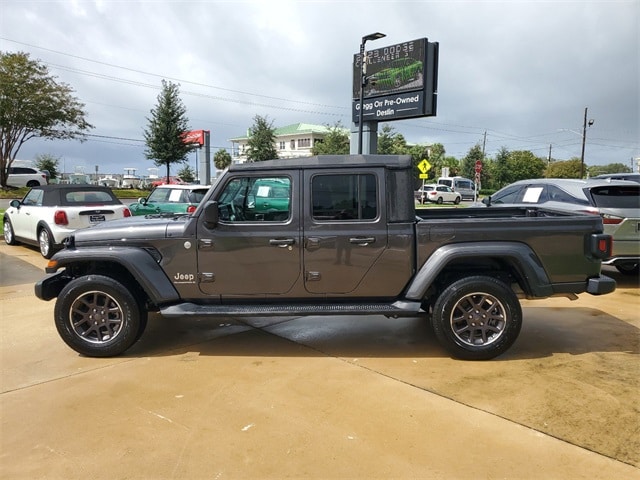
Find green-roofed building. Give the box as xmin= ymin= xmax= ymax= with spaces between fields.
xmin=229 ymin=123 xmax=349 ymax=162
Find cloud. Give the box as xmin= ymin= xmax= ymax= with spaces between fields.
xmin=1 ymin=0 xmax=638 ymax=175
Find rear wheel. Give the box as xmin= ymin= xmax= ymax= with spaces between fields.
xmin=3 ymin=218 xmax=18 ymax=245
xmin=454 ymin=197 xmax=461 ymax=205
xmin=26 ymin=180 xmax=40 ymax=187
xmin=431 ymin=276 xmax=522 ymax=360
xmin=436 ymin=197 xmax=443 ymax=204
xmin=38 ymin=226 xmax=56 ymax=258
xmin=54 ymin=275 xmax=146 ymax=357
xmin=615 ymin=262 xmax=639 ymax=276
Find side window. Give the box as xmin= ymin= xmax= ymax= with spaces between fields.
xmin=23 ymin=189 xmax=44 ymax=206
xmin=217 ymin=176 xmax=291 ymax=222
xmin=312 ymin=174 xmax=377 ymax=221
xmin=547 ymin=185 xmax=588 ymax=205
xmin=492 ymin=185 xmax=523 ymax=204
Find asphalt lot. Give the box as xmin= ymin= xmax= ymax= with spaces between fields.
xmin=0 ymin=242 xmax=638 ymax=479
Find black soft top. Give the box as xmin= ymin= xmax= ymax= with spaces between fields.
xmin=26 ymin=184 xmax=122 ymax=207
xmin=229 ymin=154 xmax=413 ymax=172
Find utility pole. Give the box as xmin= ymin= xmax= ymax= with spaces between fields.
xmin=481 ymin=130 xmax=487 ymax=159
xmin=548 ymin=144 xmax=552 ymax=164
xmin=579 ymin=107 xmax=594 ymax=179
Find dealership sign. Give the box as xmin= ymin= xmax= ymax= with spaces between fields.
xmin=182 ymin=129 xmax=208 ymax=146
xmin=352 ymin=38 xmax=438 ymax=123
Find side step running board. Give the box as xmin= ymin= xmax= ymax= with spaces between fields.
xmin=160 ymin=300 xmax=423 ymax=318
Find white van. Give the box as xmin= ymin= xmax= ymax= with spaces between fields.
xmin=437 ymin=176 xmax=475 ymax=200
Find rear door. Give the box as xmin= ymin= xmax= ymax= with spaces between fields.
xmin=302 ymin=169 xmax=387 ymax=294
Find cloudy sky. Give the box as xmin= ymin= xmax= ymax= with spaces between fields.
xmin=1 ymin=0 xmax=638 ymax=176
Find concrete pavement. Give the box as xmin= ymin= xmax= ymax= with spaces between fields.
xmin=1 ymin=243 xmax=638 ymax=479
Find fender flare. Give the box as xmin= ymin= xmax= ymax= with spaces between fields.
xmin=404 ymin=241 xmax=553 ymax=300
xmin=45 ymin=246 xmax=180 ymax=304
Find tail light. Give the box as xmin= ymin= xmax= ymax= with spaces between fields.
xmin=123 ymin=208 xmax=132 ymax=217
xmin=601 ymin=214 xmax=623 ymax=225
xmin=589 ymin=233 xmax=612 ymax=259
xmin=187 ymin=205 xmax=197 ymax=214
xmin=54 ymin=210 xmax=68 ymax=225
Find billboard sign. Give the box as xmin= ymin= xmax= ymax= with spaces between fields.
xmin=182 ymin=129 xmax=208 ymax=146
xmin=352 ymin=38 xmax=438 ymax=123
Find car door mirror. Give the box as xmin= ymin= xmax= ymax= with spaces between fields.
xmin=203 ymin=201 xmax=219 ymax=228
xmin=10 ymin=199 xmax=21 ymax=208
xmin=482 ymin=196 xmax=491 ymax=206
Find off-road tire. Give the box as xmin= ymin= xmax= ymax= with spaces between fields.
xmin=54 ymin=275 xmax=146 ymax=357
xmin=431 ymin=275 xmax=522 ymax=360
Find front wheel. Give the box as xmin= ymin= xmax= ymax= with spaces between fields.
xmin=54 ymin=275 xmax=146 ymax=357
xmin=3 ymin=218 xmax=18 ymax=245
xmin=431 ymin=276 xmax=522 ymax=360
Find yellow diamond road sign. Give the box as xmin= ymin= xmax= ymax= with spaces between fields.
xmin=418 ymin=159 xmax=431 ymax=174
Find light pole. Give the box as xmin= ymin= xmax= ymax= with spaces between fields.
xmin=579 ymin=107 xmax=594 ymax=179
xmin=358 ymin=32 xmax=386 ymax=154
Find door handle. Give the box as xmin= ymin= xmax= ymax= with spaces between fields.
xmin=349 ymin=237 xmax=375 ymax=246
xmin=269 ymin=238 xmax=295 ymax=248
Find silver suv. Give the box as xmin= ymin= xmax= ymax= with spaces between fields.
xmin=484 ymin=178 xmax=640 ymax=275
xmin=7 ymin=167 xmax=49 ymax=187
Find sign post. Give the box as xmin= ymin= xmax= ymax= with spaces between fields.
xmin=474 ymin=160 xmax=483 ymax=202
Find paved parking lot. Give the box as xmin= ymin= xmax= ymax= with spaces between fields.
xmin=1 ymin=243 xmax=638 ymax=479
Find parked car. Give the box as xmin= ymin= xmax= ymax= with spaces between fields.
xmin=416 ymin=184 xmax=462 ymax=205
xmin=7 ymin=166 xmax=49 ymax=187
xmin=437 ymin=176 xmax=476 ymax=200
xmin=129 ymin=184 xmax=211 ymax=216
xmin=3 ymin=185 xmax=132 ymax=258
xmin=592 ymin=172 xmax=640 ymax=183
xmin=150 ymin=176 xmax=187 ymax=187
xmin=484 ymin=178 xmax=640 ymax=275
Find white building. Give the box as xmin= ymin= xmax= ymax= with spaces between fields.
xmin=229 ymin=123 xmax=347 ymax=163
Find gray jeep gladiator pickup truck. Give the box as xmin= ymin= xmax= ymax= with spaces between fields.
xmin=35 ymin=155 xmax=615 ymax=360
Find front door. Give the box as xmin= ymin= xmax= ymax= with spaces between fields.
xmin=196 ymin=171 xmax=301 ymax=297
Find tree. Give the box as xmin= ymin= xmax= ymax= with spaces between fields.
xmin=311 ymin=122 xmax=350 ymax=155
xmin=545 ymin=158 xmax=582 ymax=178
xmin=507 ymin=150 xmax=546 ymax=182
xmin=0 ymin=51 xmax=93 ymax=188
xmin=460 ymin=144 xmax=484 ymax=180
xmin=34 ymin=153 xmax=61 ymax=180
xmin=588 ymin=162 xmax=632 ymax=177
xmin=214 ymin=148 xmax=232 ymax=170
xmin=246 ymin=115 xmax=278 ymax=162
xmin=492 ymin=147 xmax=510 ymax=189
xmin=377 ymin=124 xmax=408 ymax=155
xmin=143 ymin=80 xmax=195 ymax=181
xmin=177 ymin=164 xmax=195 ymax=183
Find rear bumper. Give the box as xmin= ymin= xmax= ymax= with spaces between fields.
xmin=602 ymin=256 xmax=639 ymax=266
xmin=586 ymin=275 xmax=616 ymax=295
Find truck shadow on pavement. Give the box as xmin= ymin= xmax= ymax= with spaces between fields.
xmin=125 ymin=304 xmax=639 ymax=362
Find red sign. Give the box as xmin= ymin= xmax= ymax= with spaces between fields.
xmin=475 ymin=160 xmax=483 ymax=173
xmin=182 ymin=130 xmax=207 ymax=146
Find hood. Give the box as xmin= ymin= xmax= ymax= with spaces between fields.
xmin=72 ymin=215 xmax=190 ymax=244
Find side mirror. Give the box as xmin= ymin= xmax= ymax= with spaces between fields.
xmin=482 ymin=196 xmax=491 ymax=206
xmin=138 ymin=197 xmax=147 ymax=205
xmin=9 ymin=199 xmax=21 ymax=208
xmin=203 ymin=201 xmax=219 ymax=228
